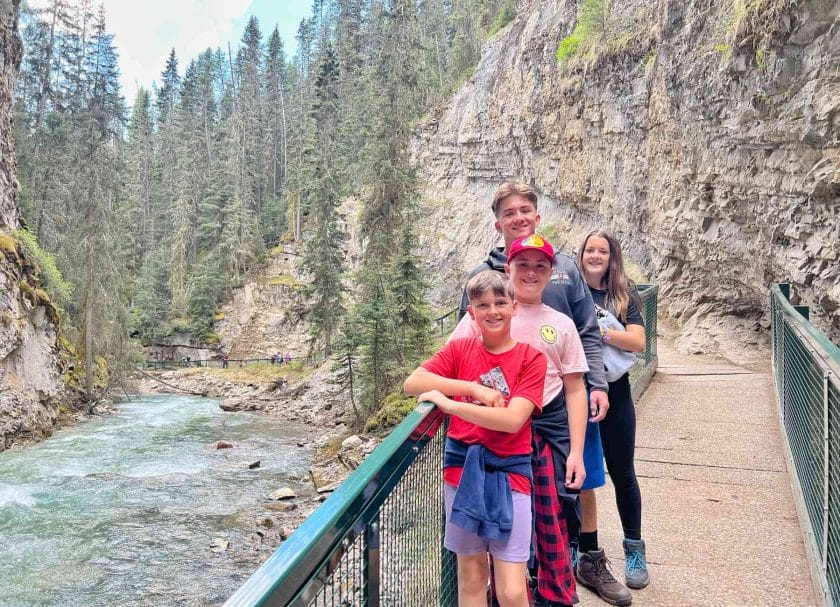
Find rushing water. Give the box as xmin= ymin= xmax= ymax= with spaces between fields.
xmin=0 ymin=395 xmax=315 ymax=607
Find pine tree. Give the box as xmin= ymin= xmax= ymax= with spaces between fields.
xmin=123 ymin=88 xmax=154 ymax=273
xmin=236 ymin=16 xmax=265 ymax=215
xmin=304 ymin=44 xmax=346 ymax=358
xmin=66 ymin=5 xmax=128 ymax=400
xmin=264 ymin=27 xmax=288 ymax=199
xmin=391 ymin=223 xmax=432 ymax=368
xmin=350 ymin=0 xmax=432 ymax=413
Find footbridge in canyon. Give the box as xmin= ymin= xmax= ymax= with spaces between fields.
xmin=224 ymin=284 xmax=838 ymax=607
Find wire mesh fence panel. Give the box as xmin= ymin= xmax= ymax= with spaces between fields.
xmin=629 ymin=285 xmax=658 ymax=401
xmin=302 ymin=529 xmax=368 ymax=607
xmin=783 ymin=323 xmax=827 ymax=555
xmin=828 ymin=377 xmax=840 ymax=607
xmin=379 ymin=427 xmax=456 ymax=607
xmin=771 ymin=284 xmax=840 ymax=607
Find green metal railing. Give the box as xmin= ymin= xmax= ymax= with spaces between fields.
xmin=629 ymin=285 xmax=658 ymax=402
xmin=225 ymin=404 xmax=457 ymax=607
xmin=226 ymin=285 xmax=659 ymax=607
xmin=771 ymin=283 xmax=840 ymax=607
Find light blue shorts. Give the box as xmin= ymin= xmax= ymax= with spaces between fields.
xmin=581 ymin=420 xmax=606 ymax=490
xmin=443 ymin=483 xmax=531 ymax=562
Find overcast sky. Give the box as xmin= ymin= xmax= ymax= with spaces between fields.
xmin=26 ymin=0 xmax=311 ymax=103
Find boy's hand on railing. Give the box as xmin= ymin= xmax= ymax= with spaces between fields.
xmin=469 ymin=384 xmax=506 ymax=408
xmin=418 ymin=390 xmax=457 ymax=414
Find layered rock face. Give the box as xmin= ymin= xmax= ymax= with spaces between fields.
xmin=0 ymin=1 xmax=65 ymax=450
xmin=414 ymin=0 xmax=839 ymax=356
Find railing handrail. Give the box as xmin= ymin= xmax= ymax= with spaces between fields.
xmin=771 ymin=282 xmax=839 ymax=607
xmin=771 ymin=283 xmax=840 ymax=372
xmin=224 ymin=403 xmax=444 ymax=607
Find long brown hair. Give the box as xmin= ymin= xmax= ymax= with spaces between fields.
xmin=578 ymin=230 xmax=636 ymax=322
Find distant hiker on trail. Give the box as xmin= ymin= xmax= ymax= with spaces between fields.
xmin=222 ymin=353 xmax=229 ymax=369
xmin=270 ymin=353 xmax=277 ymax=365
xmin=284 ymin=352 xmax=291 ymax=364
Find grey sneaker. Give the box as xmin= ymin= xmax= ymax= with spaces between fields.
xmin=623 ymin=538 xmax=650 ymax=589
xmin=576 ymin=549 xmax=632 ymax=606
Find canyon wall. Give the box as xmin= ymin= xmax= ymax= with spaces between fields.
xmin=0 ymin=0 xmax=67 ymax=450
xmin=413 ymin=0 xmax=839 ymax=358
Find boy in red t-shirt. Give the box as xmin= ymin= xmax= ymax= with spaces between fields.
xmin=404 ymin=271 xmax=546 ymax=607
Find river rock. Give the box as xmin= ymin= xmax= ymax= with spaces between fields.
xmin=266 ymin=501 xmax=297 ymax=512
xmin=248 ymin=460 xmax=261 ymax=469
xmin=220 ymin=396 xmax=264 ymax=412
xmin=341 ymin=435 xmax=363 ymax=450
xmin=316 ymin=482 xmax=339 ymax=494
xmin=269 ymin=487 xmax=297 ymax=500
xmin=208 ymin=440 xmax=234 ymax=450
xmin=209 ymin=538 xmax=229 ymax=552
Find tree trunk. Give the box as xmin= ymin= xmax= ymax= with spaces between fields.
xmin=84 ymin=246 xmax=94 ymax=403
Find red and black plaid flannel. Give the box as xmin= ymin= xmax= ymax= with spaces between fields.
xmin=531 ymin=431 xmax=577 ymax=605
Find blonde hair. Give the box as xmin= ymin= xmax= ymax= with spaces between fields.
xmin=578 ymin=230 xmax=637 ymax=322
xmin=491 ymin=181 xmax=538 ymax=217
xmin=466 ymin=270 xmax=514 ymax=303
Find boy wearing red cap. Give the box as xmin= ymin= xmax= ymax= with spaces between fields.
xmin=405 ymin=270 xmax=547 ymax=607
xmin=450 ymin=234 xmax=589 ymax=607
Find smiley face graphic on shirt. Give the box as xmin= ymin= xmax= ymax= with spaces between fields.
xmin=540 ymin=324 xmax=558 ymax=344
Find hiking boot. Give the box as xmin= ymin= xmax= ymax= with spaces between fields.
xmin=576 ymin=549 xmax=632 ymax=606
xmin=623 ymin=538 xmax=650 ymax=589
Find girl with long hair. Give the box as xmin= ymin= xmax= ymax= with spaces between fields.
xmin=574 ymin=230 xmax=649 ymax=604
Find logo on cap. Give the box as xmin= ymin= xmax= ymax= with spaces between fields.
xmin=522 ymin=235 xmax=545 ymax=248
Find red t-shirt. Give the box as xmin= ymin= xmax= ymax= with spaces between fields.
xmin=421 ymin=337 xmax=546 ymax=493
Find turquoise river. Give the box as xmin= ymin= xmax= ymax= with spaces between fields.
xmin=0 ymin=395 xmax=315 ymax=606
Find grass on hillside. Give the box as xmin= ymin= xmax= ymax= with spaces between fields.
xmin=177 ymin=361 xmax=310 ymax=383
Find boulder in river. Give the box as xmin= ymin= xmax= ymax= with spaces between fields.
xmin=209 ymin=538 xmax=229 ymax=552
xmin=208 ymin=440 xmax=234 ymax=450
xmin=269 ymin=487 xmax=297 ymax=500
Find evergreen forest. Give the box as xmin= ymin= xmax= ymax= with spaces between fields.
xmin=13 ymin=0 xmax=517 ymax=414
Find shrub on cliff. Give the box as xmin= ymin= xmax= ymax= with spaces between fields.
xmin=12 ymin=229 xmax=72 ymax=307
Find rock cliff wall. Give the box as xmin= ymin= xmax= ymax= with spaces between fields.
xmin=414 ymin=0 xmax=839 ymax=357
xmin=0 ymin=1 xmax=67 ymax=450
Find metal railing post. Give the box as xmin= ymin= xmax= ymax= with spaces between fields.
xmin=366 ymin=517 xmax=381 ymax=605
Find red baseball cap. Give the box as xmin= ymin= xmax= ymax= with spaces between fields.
xmin=508 ymin=234 xmax=555 ymax=263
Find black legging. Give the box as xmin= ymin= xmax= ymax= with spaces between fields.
xmin=599 ymin=373 xmax=642 ymax=540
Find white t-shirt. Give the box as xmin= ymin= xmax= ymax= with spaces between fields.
xmin=449 ymin=302 xmax=589 ymax=402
